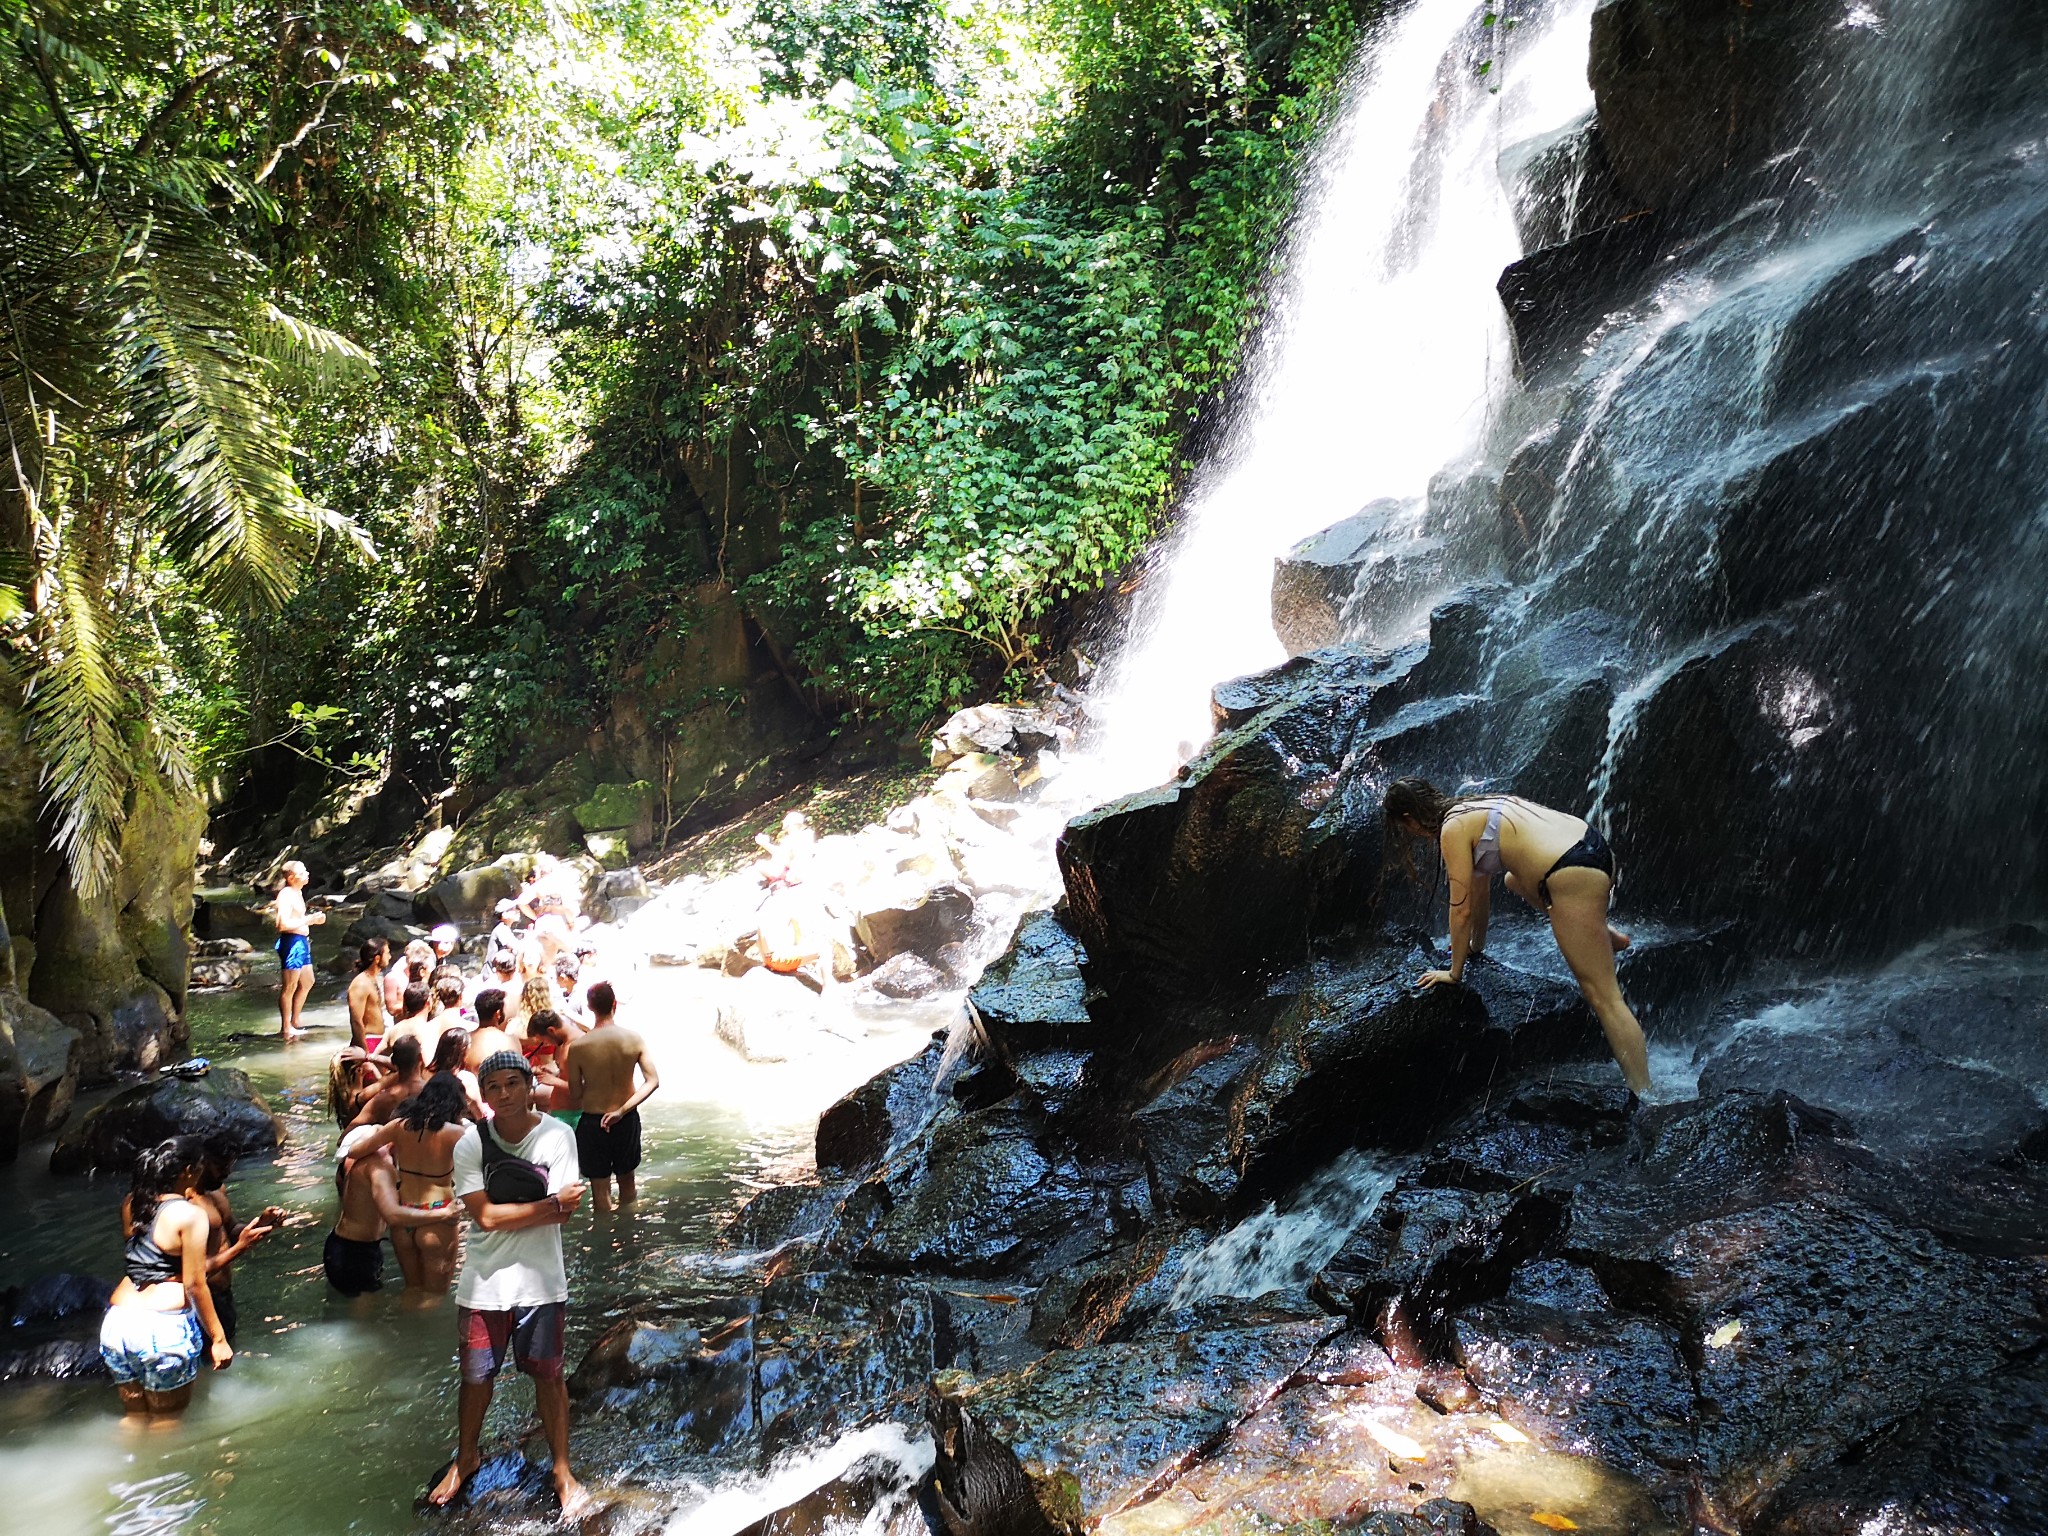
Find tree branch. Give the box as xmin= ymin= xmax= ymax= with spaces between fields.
xmin=18 ymin=33 xmax=96 ymax=183
xmin=251 ymin=52 xmax=350 ymax=185
xmin=134 ymin=58 xmax=236 ymax=159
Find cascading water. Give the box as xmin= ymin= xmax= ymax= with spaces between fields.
xmin=1084 ymin=0 xmax=1601 ymax=795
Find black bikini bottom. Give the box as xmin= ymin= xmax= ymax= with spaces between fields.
xmin=1539 ymin=826 xmax=1616 ymax=906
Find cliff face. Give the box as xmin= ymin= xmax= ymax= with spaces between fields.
xmin=0 ymin=689 xmax=207 ymax=1159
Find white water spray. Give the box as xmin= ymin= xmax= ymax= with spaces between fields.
xmin=1085 ymin=0 xmax=1599 ymax=795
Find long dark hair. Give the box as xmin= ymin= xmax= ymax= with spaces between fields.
xmin=129 ymin=1135 xmax=205 ymax=1229
xmin=387 ymin=1035 xmax=423 ymax=1077
xmin=397 ymin=1072 xmax=468 ymax=1134
xmin=1382 ymin=776 xmax=1506 ymax=889
xmin=431 ymin=1027 xmax=469 ymax=1075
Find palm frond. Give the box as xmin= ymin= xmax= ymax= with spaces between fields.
xmin=25 ymin=547 xmax=130 ymax=896
xmin=256 ymin=301 xmax=378 ymax=382
xmin=113 ymin=219 xmax=355 ymax=608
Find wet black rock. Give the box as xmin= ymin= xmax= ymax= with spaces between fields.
xmin=0 ymin=1337 xmax=106 ymax=1383
xmin=927 ymin=1388 xmax=1066 ymax=1536
xmin=1270 ymin=504 xmax=1441 ymax=657
xmin=1354 ymin=1501 xmax=1500 ymax=1536
xmin=49 ymin=1067 xmax=282 ymax=1174
xmin=1498 ymin=210 xmax=1666 ymax=374
xmin=1499 ymin=111 xmax=1641 ymax=254
xmin=960 ymin=1314 xmax=1338 ymax=1527
xmin=6 ymin=1271 xmax=110 ymax=1327
xmin=1057 ymin=647 xmax=1407 ymax=991
xmin=1132 ymin=1037 xmax=1264 ymax=1217
xmin=824 ymin=1101 xmax=1151 ymax=1282
xmin=1453 ymin=1261 xmax=1696 ymax=1502
xmin=967 ymin=914 xmax=1094 ymax=1054
xmin=1752 ymin=1354 xmax=2048 ymax=1536
xmin=858 ymin=884 xmax=976 ymax=966
xmin=1698 ymin=1022 xmax=2048 ymax=1162
xmin=569 ymin=1316 xmax=703 ymax=1406
xmin=754 ymin=1271 xmax=945 ymax=1454
xmin=818 ymin=1041 xmax=948 ymax=1177
xmin=727 ymin=1178 xmax=853 ymax=1250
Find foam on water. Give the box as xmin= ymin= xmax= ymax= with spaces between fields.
xmin=1168 ymin=1149 xmax=1400 ymax=1308
xmin=663 ymin=1421 xmax=934 ymax=1536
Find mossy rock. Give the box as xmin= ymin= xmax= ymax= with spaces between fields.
xmin=574 ymin=781 xmax=656 ymax=835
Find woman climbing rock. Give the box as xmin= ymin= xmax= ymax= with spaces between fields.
xmin=1383 ymin=778 xmax=1650 ymax=1094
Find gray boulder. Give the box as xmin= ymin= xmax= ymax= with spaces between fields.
xmin=855 ymin=883 xmax=974 ymax=965
xmin=0 ymin=990 xmax=81 ymax=1161
xmin=1271 ymin=502 xmax=1442 ymax=657
xmin=419 ymin=856 xmax=527 ymax=925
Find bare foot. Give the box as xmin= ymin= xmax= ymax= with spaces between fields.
xmin=1608 ymin=927 xmax=1632 ymax=953
xmin=556 ymin=1472 xmax=594 ymax=1523
xmin=279 ymin=1027 xmax=306 ymax=1043
xmin=426 ymin=1458 xmax=472 ymax=1509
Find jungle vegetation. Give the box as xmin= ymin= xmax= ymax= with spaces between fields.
xmin=1 ymin=0 xmax=1402 ymax=872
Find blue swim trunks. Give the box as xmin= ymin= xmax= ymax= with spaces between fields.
xmin=100 ymin=1305 xmax=206 ymax=1392
xmin=276 ymin=932 xmax=313 ymax=971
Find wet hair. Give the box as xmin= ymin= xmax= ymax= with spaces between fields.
xmin=397 ymin=1072 xmax=468 ymax=1134
xmin=473 ymin=988 xmax=506 ymax=1029
xmin=587 ymin=980 xmax=616 ymax=1018
xmin=197 ymin=1134 xmax=235 ymax=1192
xmin=387 ymin=1035 xmax=423 ymax=1076
xmin=358 ymin=939 xmax=388 ymax=972
xmin=433 ymin=974 xmax=465 ymax=1008
xmin=1381 ymin=776 xmax=1512 ymax=894
xmin=400 ymin=982 xmax=430 ymax=1018
xmin=129 ymin=1135 xmax=205 ymax=1229
xmin=431 ymin=1027 xmax=469 ymax=1075
xmin=529 ymin=1008 xmax=566 ymax=1040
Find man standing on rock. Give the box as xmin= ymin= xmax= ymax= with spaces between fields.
xmin=274 ymin=860 xmax=325 ymax=1042
xmin=429 ymin=1051 xmax=588 ymax=1517
xmin=562 ymin=981 xmax=659 ymax=1214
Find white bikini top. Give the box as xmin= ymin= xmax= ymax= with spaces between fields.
xmin=1472 ymin=802 xmax=1506 ymax=878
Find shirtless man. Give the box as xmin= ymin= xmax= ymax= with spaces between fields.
xmin=274 ymin=860 xmax=325 ymax=1041
xmin=464 ymin=990 xmax=516 ymax=1072
xmin=563 ymin=982 xmax=659 ymax=1214
xmin=324 ymin=1140 xmax=458 ymax=1297
xmin=347 ymin=1036 xmax=427 ymax=1128
xmin=346 ymin=940 xmax=389 ymax=1050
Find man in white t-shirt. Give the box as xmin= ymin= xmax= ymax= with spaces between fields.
xmin=427 ymin=1051 xmax=589 ymax=1517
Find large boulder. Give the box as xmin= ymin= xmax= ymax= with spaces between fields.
xmin=854 ymin=883 xmax=974 ymax=967
xmin=50 ymin=1067 xmax=283 ymax=1175
xmin=817 ymin=1041 xmax=948 ymax=1177
xmin=0 ymin=989 xmax=81 ymax=1161
xmin=1270 ymin=504 xmax=1442 ymax=657
xmin=572 ymin=781 xmax=656 ymax=851
xmin=1056 ymin=647 xmax=1403 ymax=992
xmin=419 ymin=855 xmax=529 ymax=926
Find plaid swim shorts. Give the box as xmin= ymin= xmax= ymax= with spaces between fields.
xmin=457 ymin=1302 xmax=566 ymax=1383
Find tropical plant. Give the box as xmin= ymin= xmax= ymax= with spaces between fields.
xmin=1 ymin=0 xmax=373 ymax=891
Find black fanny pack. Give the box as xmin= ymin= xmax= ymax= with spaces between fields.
xmin=480 ymin=1121 xmax=549 ymax=1204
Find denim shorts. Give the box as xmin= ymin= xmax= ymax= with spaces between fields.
xmin=100 ymin=1305 xmax=205 ymax=1393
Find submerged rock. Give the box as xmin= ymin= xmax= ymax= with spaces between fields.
xmin=49 ymin=1067 xmax=281 ymax=1174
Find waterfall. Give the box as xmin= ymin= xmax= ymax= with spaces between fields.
xmin=1084 ymin=0 xmax=1601 ymax=794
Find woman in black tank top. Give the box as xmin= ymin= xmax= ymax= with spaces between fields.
xmin=100 ymin=1137 xmax=233 ymax=1418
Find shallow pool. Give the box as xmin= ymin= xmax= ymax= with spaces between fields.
xmin=0 ymin=967 xmax=861 ymax=1535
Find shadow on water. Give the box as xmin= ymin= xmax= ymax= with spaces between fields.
xmin=0 ymin=972 xmax=813 ymax=1535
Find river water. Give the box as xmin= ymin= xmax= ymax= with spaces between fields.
xmin=0 ymin=962 xmax=926 ymax=1535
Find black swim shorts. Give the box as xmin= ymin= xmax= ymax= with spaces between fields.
xmin=323 ymin=1230 xmax=385 ymax=1296
xmin=574 ymin=1106 xmax=643 ymax=1179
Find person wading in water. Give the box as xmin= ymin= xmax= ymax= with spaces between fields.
xmin=562 ymin=981 xmax=659 ymax=1214
xmin=273 ymin=860 xmax=325 ymax=1041
xmin=99 ymin=1138 xmax=233 ymax=1419
xmin=1383 ymin=778 xmax=1650 ymax=1095
xmin=428 ymin=1051 xmax=588 ymax=1516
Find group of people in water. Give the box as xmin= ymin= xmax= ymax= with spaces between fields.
xmin=97 ymin=855 xmax=659 ymax=1514
xmin=113 ymin=780 xmax=1638 ymax=1516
